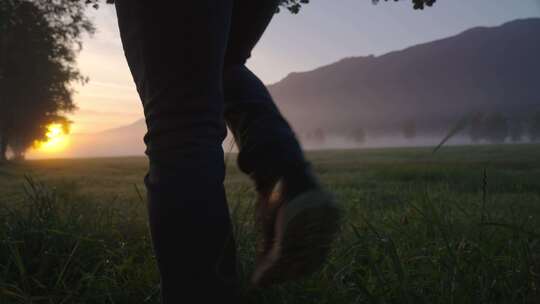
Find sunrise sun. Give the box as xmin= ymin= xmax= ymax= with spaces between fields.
xmin=33 ymin=123 xmax=70 ymax=153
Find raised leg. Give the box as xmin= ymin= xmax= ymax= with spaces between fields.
xmin=223 ymin=0 xmax=308 ymax=182
xmin=223 ymin=0 xmax=342 ymax=288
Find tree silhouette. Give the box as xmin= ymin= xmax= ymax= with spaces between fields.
xmin=350 ymin=128 xmax=366 ymax=144
xmin=87 ymin=0 xmax=436 ymax=13
xmin=281 ymin=0 xmax=437 ymax=14
xmin=0 ymin=0 xmax=438 ymax=161
xmin=313 ymin=128 xmax=326 ymax=143
xmin=372 ymin=0 xmax=436 ymax=10
xmin=509 ymin=121 xmax=524 ymax=142
xmin=402 ymin=120 xmax=417 ymax=140
xmin=469 ymin=113 xmax=485 ymax=143
xmin=530 ymin=111 xmax=540 ymax=142
xmin=483 ymin=112 xmax=509 ymax=144
xmin=0 ymin=0 xmax=93 ymax=161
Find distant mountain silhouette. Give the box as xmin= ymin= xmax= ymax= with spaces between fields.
xmin=73 ymin=119 xmax=147 ymax=156
xmin=268 ymin=18 xmax=540 ymax=138
xmin=35 ymin=18 xmax=539 ymax=158
xmin=29 ymin=119 xmax=236 ymax=158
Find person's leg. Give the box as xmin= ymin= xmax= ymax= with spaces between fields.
xmin=223 ymin=0 xmax=310 ymax=185
xmin=115 ymin=1 xmax=238 ymax=302
xmin=223 ymin=0 xmax=343 ymax=287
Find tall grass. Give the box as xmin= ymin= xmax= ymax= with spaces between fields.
xmin=1 ymin=168 xmax=539 ymax=303
xmin=0 ymin=176 xmax=158 ymax=303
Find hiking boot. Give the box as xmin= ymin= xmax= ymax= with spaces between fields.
xmin=250 ymin=163 xmax=343 ymax=287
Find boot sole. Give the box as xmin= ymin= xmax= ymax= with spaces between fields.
xmin=250 ymin=189 xmax=342 ymax=287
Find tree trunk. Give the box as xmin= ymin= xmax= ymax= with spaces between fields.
xmin=0 ymin=135 xmax=7 ymax=162
xmin=13 ymin=148 xmax=25 ymax=161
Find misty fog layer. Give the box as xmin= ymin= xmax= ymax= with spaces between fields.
xmin=28 ymin=18 xmax=540 ymax=159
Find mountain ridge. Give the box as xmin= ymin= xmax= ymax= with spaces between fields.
xmin=272 ymin=18 xmax=540 ymax=86
xmin=268 ymin=17 xmax=540 ymax=137
xmin=34 ymin=18 xmax=539 ymax=159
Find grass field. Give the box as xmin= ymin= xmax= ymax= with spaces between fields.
xmin=1 ymin=144 xmax=540 ymax=303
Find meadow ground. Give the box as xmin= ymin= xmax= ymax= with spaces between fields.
xmin=1 ymin=144 xmax=539 ymax=303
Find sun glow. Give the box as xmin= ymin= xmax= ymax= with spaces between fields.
xmin=33 ymin=123 xmax=70 ymax=153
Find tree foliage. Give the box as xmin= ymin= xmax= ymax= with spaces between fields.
xmin=483 ymin=112 xmax=509 ymax=144
xmin=372 ymin=0 xmax=436 ymax=10
xmin=469 ymin=113 xmax=484 ymax=143
xmin=509 ymin=121 xmax=524 ymax=142
xmin=0 ymin=0 xmax=437 ymax=161
xmin=530 ymin=111 xmax=540 ymax=142
xmin=280 ymin=0 xmax=437 ymax=13
xmin=468 ymin=112 xmax=509 ymax=144
xmin=85 ymin=0 xmax=436 ymax=13
xmin=311 ymin=128 xmax=326 ymax=143
xmin=350 ymin=128 xmax=366 ymax=144
xmin=0 ymin=0 xmax=94 ymax=160
xmin=402 ymin=120 xmax=417 ymax=140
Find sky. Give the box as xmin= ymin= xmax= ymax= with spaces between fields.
xmin=69 ymin=0 xmax=540 ymax=134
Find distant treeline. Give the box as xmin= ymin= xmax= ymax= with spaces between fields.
xmin=298 ymin=111 xmax=540 ymax=144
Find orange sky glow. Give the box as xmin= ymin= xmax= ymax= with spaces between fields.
xmin=45 ymin=0 xmax=538 ymax=156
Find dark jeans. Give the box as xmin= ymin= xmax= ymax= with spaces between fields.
xmin=115 ymin=0 xmax=306 ymax=302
